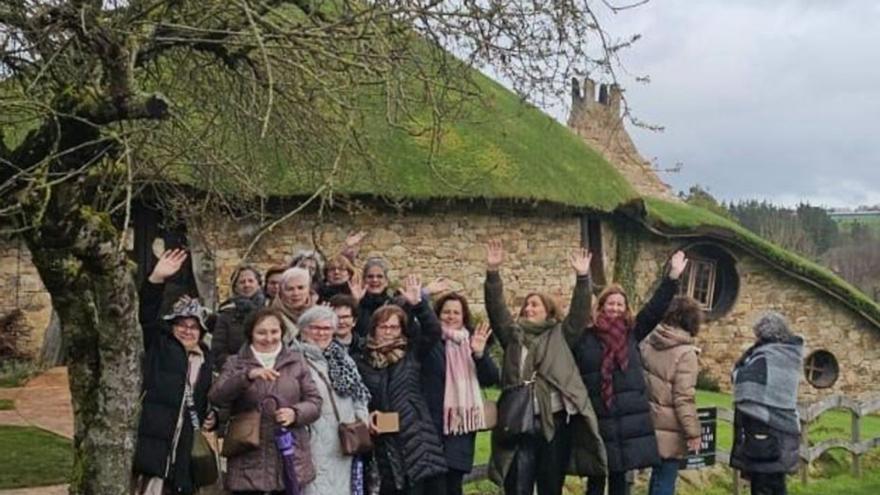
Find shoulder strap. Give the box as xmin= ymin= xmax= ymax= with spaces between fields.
xmin=307 ymin=360 xmax=341 ymax=422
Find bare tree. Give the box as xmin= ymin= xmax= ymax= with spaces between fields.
xmin=1 ymin=1 xmax=640 ymax=492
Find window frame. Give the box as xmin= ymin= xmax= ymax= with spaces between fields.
xmin=680 ymin=256 xmax=717 ymax=310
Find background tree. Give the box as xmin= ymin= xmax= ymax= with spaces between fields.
xmin=1 ymin=1 xmax=639 ymax=492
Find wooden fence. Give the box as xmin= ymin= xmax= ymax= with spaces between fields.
xmin=466 ymin=393 xmax=880 ymax=493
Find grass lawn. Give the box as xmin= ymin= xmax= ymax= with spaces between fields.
xmin=0 ymin=399 xmax=13 ymax=410
xmin=0 ymin=426 xmax=72 ymax=489
xmin=468 ymin=389 xmax=880 ymax=493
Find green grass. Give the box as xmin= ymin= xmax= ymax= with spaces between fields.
xmin=0 ymin=426 xmax=72 ymax=489
xmin=0 ymin=399 xmax=13 ymax=410
xmin=642 ymin=198 xmax=880 ymax=328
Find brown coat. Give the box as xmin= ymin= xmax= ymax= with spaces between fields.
xmin=209 ymin=345 xmax=322 ymax=492
xmin=640 ymin=324 xmax=700 ymax=460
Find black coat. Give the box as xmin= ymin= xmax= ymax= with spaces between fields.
xmin=421 ymin=334 xmax=500 ymax=473
xmin=210 ymin=297 xmax=261 ymax=372
xmin=572 ymin=277 xmax=678 ymax=473
xmin=354 ymin=290 xmax=394 ymax=338
xmin=134 ymin=281 xmax=213 ymax=494
xmin=356 ymin=300 xmax=447 ymax=490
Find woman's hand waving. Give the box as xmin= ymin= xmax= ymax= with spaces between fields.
xmin=148 ymin=249 xmax=187 ymax=284
xmin=668 ymin=250 xmax=688 ymax=280
xmin=569 ymin=248 xmax=592 ymax=277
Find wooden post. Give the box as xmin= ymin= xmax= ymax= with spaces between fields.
xmin=800 ymin=421 xmax=809 ymax=485
xmin=852 ymin=411 xmax=862 ymax=478
xmin=732 ymin=468 xmax=741 ymax=495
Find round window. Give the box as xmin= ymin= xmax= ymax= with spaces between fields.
xmin=804 ymin=350 xmax=839 ymax=389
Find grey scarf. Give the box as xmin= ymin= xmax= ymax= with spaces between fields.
xmin=732 ymin=336 xmax=804 ymax=434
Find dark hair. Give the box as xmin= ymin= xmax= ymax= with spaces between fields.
xmin=244 ymin=307 xmax=286 ymax=343
xmin=265 ymin=265 xmax=287 ymax=282
xmin=662 ymin=296 xmax=702 ymax=336
xmin=518 ymin=292 xmax=562 ymax=322
xmin=369 ymin=305 xmax=408 ymax=336
xmin=434 ymin=292 xmax=473 ymax=330
xmin=231 ymin=265 xmax=262 ymax=290
xmin=328 ymin=294 xmax=359 ymax=319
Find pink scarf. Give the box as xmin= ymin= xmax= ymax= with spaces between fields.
xmin=442 ymin=326 xmax=486 ymax=435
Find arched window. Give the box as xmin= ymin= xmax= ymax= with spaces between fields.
xmin=677 ymin=242 xmax=739 ymax=320
xmin=804 ymin=350 xmax=839 ymax=389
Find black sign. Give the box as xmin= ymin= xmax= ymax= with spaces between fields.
xmin=680 ymin=407 xmax=716 ymax=470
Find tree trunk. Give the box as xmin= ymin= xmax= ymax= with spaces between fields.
xmin=25 ymin=187 xmax=142 ymax=495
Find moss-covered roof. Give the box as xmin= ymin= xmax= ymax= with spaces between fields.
xmin=627 ymin=197 xmax=880 ymax=329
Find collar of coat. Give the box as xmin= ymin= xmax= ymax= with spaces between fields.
xmin=235 ymin=343 xmax=302 ymax=370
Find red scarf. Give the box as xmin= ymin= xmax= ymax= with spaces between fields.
xmin=593 ymin=313 xmax=630 ymax=409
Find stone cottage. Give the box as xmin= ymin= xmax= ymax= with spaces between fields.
xmin=2 ymin=74 xmax=878 ymax=401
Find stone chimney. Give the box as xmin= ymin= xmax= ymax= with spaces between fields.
xmin=568 ymin=77 xmax=677 ymax=201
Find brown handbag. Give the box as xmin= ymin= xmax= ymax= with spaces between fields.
xmin=309 ymin=362 xmax=373 ymax=455
xmin=221 ymin=409 xmax=261 ymax=457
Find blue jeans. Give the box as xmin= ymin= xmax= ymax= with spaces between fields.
xmin=648 ymin=460 xmax=680 ymax=495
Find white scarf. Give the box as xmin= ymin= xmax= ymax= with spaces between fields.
xmin=251 ymin=344 xmax=283 ymax=369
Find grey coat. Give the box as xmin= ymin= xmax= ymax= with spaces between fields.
xmin=299 ymin=342 xmax=370 ymax=495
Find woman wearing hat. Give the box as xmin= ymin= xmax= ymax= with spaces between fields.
xmin=133 ymin=249 xmax=217 ymax=495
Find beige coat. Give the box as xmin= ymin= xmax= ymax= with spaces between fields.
xmin=640 ymin=324 xmax=701 ymax=460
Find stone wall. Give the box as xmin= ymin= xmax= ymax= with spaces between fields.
xmin=629 ymin=230 xmax=880 ymax=400
xmin=200 ymin=206 xmax=584 ymax=315
xmin=0 ymin=239 xmax=53 ymax=358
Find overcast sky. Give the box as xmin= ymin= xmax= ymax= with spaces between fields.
xmin=564 ymin=1 xmax=880 ymax=208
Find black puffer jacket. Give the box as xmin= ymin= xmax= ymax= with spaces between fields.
xmin=134 ymin=281 xmax=213 ymax=494
xmin=354 ymin=290 xmax=394 ymax=338
xmin=572 ymin=277 xmax=678 ymax=473
xmin=357 ymin=300 xmax=447 ymax=490
xmin=211 ymin=295 xmax=263 ymax=371
xmin=421 ymin=335 xmax=500 ymax=473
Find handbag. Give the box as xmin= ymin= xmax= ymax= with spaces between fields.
xmin=309 ymin=362 xmax=373 ymax=455
xmin=221 ymin=409 xmax=262 ymax=457
xmin=496 ymin=371 xmax=538 ymax=436
xmin=184 ymin=384 xmax=219 ymax=487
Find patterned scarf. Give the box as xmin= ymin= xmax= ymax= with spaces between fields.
xmin=365 ymin=335 xmax=408 ymax=369
xmin=593 ymin=312 xmax=631 ymax=409
xmin=323 ymin=340 xmax=372 ymax=403
xmin=441 ymin=326 xmax=486 ymax=435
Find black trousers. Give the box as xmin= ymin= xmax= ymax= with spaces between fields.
xmin=445 ymin=469 xmax=465 ymax=495
xmin=380 ymin=473 xmax=448 ymax=495
xmin=585 ymin=471 xmax=629 ymax=495
xmin=749 ymin=472 xmax=787 ymax=495
xmin=503 ymin=412 xmax=571 ymax=495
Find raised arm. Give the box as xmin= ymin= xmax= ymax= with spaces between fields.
xmin=140 ymin=249 xmax=187 ymax=349
xmin=562 ymin=248 xmax=593 ymax=345
xmin=400 ymin=275 xmax=442 ymax=357
xmin=634 ymin=250 xmax=687 ymax=341
xmin=470 ymin=322 xmax=501 ymax=387
xmin=483 ymin=239 xmax=515 ymax=347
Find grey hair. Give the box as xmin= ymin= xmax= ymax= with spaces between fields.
xmin=362 ymin=257 xmax=390 ymax=277
xmin=291 ymin=249 xmax=325 ymax=269
xmin=298 ymin=305 xmax=339 ymax=332
xmin=753 ymin=311 xmax=794 ymax=342
xmin=280 ymin=267 xmax=311 ymax=289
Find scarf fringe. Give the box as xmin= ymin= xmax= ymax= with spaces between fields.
xmin=443 ymin=405 xmax=487 ymax=435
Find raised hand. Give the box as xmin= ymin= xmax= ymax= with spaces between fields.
xmin=148 ymin=249 xmax=188 ymax=284
xmin=401 ymin=274 xmax=422 ymax=306
xmin=470 ymin=322 xmax=493 ymax=357
xmin=486 ymin=239 xmax=504 ymax=271
xmin=348 ymin=272 xmax=366 ymax=301
xmin=345 ymin=231 xmax=367 ymax=248
xmin=668 ymin=250 xmax=689 ymax=280
xmin=425 ymin=277 xmax=451 ymax=296
xmin=568 ymin=248 xmax=592 ymax=276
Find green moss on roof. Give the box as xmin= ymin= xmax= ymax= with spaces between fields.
xmin=639 ymin=197 xmax=880 ymax=328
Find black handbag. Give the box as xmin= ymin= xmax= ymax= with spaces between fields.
xmin=496 ymin=372 xmax=538 ymax=436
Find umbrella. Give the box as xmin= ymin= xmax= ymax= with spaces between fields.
xmin=274 ymin=424 xmax=300 ymax=495
xmin=263 ymin=395 xmax=300 ymax=495
xmin=351 ymin=455 xmax=364 ymax=495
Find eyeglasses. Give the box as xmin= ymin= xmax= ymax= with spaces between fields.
xmin=327 ymin=266 xmax=348 ymax=273
xmin=337 ymin=314 xmax=354 ymax=321
xmin=308 ymin=325 xmax=334 ymax=333
xmin=377 ymin=323 xmax=401 ymax=331
xmin=174 ymin=322 xmax=202 ymax=333
xmin=366 ymin=274 xmax=386 ymax=280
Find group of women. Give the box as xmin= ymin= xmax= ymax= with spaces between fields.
xmin=132 ymin=235 xmax=803 ymax=495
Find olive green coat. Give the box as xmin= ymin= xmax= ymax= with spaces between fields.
xmin=484 ymin=271 xmax=607 ymax=485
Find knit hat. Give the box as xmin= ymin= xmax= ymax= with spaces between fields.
xmin=163 ymin=295 xmax=210 ymax=332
